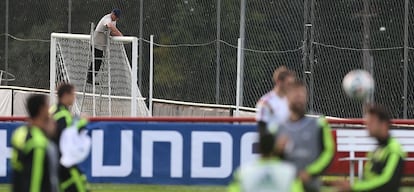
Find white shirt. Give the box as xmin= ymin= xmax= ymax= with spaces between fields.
xmin=59 ymin=119 xmax=91 ymax=168
xmin=237 ymin=160 xmax=296 ymax=192
xmin=256 ymin=91 xmax=290 ymax=134
xmin=94 ymin=14 xmax=117 ymax=50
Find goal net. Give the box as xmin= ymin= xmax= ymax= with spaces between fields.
xmin=50 ymin=33 xmax=148 ymax=116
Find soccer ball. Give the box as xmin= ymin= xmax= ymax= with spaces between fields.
xmin=342 ymin=70 xmax=374 ymax=100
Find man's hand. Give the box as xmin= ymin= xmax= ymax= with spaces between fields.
xmin=298 ymin=171 xmax=311 ymax=183
xmin=332 ymin=180 xmax=352 ymax=192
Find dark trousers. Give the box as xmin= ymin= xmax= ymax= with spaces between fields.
xmin=87 ymin=48 xmax=104 ymax=82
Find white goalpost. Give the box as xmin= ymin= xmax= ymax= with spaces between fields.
xmin=50 ymin=32 xmax=148 ymax=116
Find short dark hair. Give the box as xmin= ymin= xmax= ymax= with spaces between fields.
xmin=287 ymin=79 xmax=306 ymax=92
xmin=27 ymin=94 xmax=48 ymax=118
xmin=57 ymin=83 xmax=75 ymax=99
xmin=259 ymin=133 xmax=275 ymax=155
xmin=273 ymin=66 xmax=295 ymax=83
xmin=365 ymin=104 xmax=391 ymax=123
xmin=112 ymin=8 xmax=121 ymax=18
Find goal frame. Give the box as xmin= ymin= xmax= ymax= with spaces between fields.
xmin=49 ymin=32 xmax=139 ymax=116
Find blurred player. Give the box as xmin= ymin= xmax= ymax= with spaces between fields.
xmin=276 ymin=80 xmax=335 ymax=192
xmin=50 ymin=83 xmax=90 ymax=192
xmin=87 ymin=8 xmax=123 ymax=84
xmin=256 ymin=66 xmax=295 ymax=135
xmin=228 ymin=133 xmax=303 ymax=192
xmin=333 ymin=104 xmax=405 ymax=192
xmin=11 ymin=94 xmax=59 ymax=192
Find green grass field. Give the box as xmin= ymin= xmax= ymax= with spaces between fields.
xmin=0 ymin=184 xmax=223 ymax=192
xmin=0 ymin=184 xmax=413 ymax=192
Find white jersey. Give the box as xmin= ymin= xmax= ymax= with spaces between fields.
xmin=59 ymin=118 xmax=91 ymax=168
xmin=235 ymin=159 xmax=296 ymax=192
xmin=256 ymin=91 xmax=290 ymax=134
xmin=94 ymin=14 xmax=117 ymax=50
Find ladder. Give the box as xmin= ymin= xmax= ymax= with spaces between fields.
xmin=80 ymin=23 xmax=112 ymax=116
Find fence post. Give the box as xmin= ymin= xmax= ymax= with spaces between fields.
xmin=238 ymin=0 xmax=247 ymax=107
xmin=149 ymin=35 xmax=154 ymax=116
xmin=215 ymin=0 xmax=221 ymax=104
xmin=50 ymin=34 xmax=56 ymax=104
xmin=132 ymin=37 xmax=139 ymax=116
xmin=236 ymin=38 xmax=242 ymax=117
xmin=68 ymin=0 xmax=72 ymax=33
xmin=362 ymin=0 xmax=374 ymax=104
xmin=309 ymin=0 xmax=316 ymax=113
xmin=5 ymin=0 xmax=9 ymax=86
xmin=403 ymin=0 xmax=409 ymax=119
xmin=303 ymin=0 xmax=311 ymax=111
xmin=139 ymin=0 xmax=144 ymax=90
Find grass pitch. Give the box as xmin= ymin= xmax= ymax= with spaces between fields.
xmin=0 ymin=184 xmax=224 ymax=192
xmin=0 ymin=184 xmax=413 ymax=192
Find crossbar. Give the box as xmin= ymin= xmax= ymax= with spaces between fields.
xmin=51 ymin=32 xmax=137 ymax=42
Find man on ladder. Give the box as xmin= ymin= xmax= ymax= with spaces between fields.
xmin=51 ymin=83 xmax=91 ymax=192
xmin=87 ymin=8 xmax=123 ymax=84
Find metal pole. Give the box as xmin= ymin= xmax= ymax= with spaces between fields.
xmin=68 ymin=0 xmax=72 ymax=33
xmin=215 ymin=0 xmax=221 ymax=104
xmin=403 ymin=0 xmax=409 ymax=119
xmin=149 ymin=35 xmax=154 ymax=116
xmin=91 ymin=23 xmax=96 ymax=117
xmin=238 ymin=0 xmax=246 ymax=106
xmin=362 ymin=0 xmax=373 ymax=104
xmin=50 ymin=35 xmax=57 ymax=104
xmin=236 ymin=38 xmax=242 ymax=117
xmin=106 ymin=31 xmax=111 ymax=116
xmin=131 ymin=37 xmax=139 ymax=116
xmin=138 ymin=0 xmax=144 ymax=89
xmin=302 ymin=0 xmax=310 ymax=82
xmin=309 ymin=0 xmax=316 ymax=113
xmin=5 ymin=0 xmax=9 ymax=86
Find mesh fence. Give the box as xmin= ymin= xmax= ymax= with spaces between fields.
xmin=408 ymin=3 xmax=414 ymax=119
xmin=242 ymin=0 xmax=304 ymax=107
xmin=0 ymin=0 xmax=4 ymax=75
xmin=7 ymin=0 xmax=66 ymax=88
xmin=312 ymin=0 xmax=406 ymax=118
xmin=151 ymin=0 xmax=217 ymax=104
xmin=2 ymin=0 xmax=414 ymax=118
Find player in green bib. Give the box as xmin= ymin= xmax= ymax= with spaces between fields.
xmin=50 ymin=83 xmax=90 ymax=192
xmin=228 ymin=133 xmax=303 ymax=192
xmin=11 ymin=94 xmax=59 ymax=192
xmin=334 ymin=104 xmax=405 ymax=192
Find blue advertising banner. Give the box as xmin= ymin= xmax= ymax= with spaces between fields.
xmin=0 ymin=122 xmax=258 ymax=185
